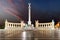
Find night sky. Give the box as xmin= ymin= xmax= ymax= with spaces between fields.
xmin=0 ymin=0 xmax=60 ymax=26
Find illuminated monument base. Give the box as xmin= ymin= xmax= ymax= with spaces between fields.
xmin=24 ymin=24 xmax=34 ymax=30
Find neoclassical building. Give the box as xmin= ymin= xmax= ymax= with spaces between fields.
xmin=35 ymin=20 xmax=55 ymax=30
xmin=5 ymin=19 xmax=25 ymax=29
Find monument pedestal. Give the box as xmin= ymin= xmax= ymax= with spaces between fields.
xmin=24 ymin=24 xmax=34 ymax=30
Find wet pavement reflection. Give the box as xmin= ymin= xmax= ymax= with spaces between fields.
xmin=0 ymin=29 xmax=60 ymax=40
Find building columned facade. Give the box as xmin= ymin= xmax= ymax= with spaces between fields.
xmin=35 ymin=20 xmax=55 ymax=30
xmin=5 ymin=19 xmax=55 ymax=30
xmin=5 ymin=19 xmax=25 ymax=29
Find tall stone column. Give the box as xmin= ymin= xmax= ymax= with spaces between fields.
xmin=28 ymin=3 xmax=31 ymax=25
